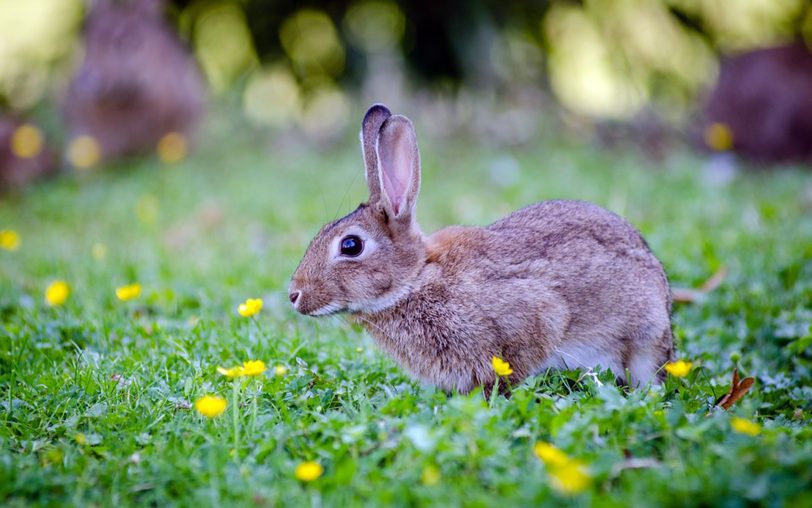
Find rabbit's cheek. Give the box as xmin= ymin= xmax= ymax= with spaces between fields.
xmin=369 ymin=271 xmax=393 ymax=296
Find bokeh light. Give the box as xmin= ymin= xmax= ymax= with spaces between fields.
xmin=280 ymin=9 xmax=345 ymax=82
xmin=298 ymin=85 xmax=351 ymax=140
xmin=67 ymin=135 xmax=102 ymax=169
xmin=344 ymin=0 xmax=405 ymax=53
xmin=544 ymin=0 xmax=718 ymax=119
xmin=189 ymin=1 xmax=258 ymax=93
xmin=0 ymin=0 xmax=806 ymax=155
xmin=545 ymin=4 xmax=644 ymax=119
xmin=0 ymin=0 xmax=81 ymax=109
xmin=242 ymin=65 xmax=302 ymax=127
xmin=10 ymin=124 xmax=44 ymax=159
xmin=672 ymin=0 xmax=807 ymax=50
xmin=704 ymin=123 xmax=734 ymax=152
xmin=157 ymin=132 xmax=189 ymax=164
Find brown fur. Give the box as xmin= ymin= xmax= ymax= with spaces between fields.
xmin=290 ymin=104 xmax=673 ymax=394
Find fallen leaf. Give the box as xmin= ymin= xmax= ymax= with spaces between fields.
xmin=715 ymin=368 xmax=755 ymax=410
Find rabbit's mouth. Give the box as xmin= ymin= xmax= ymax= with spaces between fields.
xmin=288 ymin=286 xmax=344 ymax=316
xmin=306 ymin=302 xmax=344 ymax=316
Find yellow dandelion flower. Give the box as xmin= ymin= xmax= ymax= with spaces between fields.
xmin=664 ymin=360 xmax=693 ymax=378
xmin=218 ymin=360 xmax=267 ymax=378
xmin=491 ymin=356 xmax=513 ymax=376
xmin=731 ymin=417 xmax=761 ymax=436
xmin=533 ymin=442 xmax=570 ymax=467
xmin=241 ymin=360 xmax=266 ymax=376
xmin=156 ymin=132 xmax=188 ymax=164
xmin=0 ymin=229 xmax=21 ymax=251
xmin=238 ymin=298 xmax=263 ymax=317
xmin=274 ymin=365 xmax=288 ymax=377
xmin=217 ymin=366 xmax=243 ymax=378
xmin=45 ymin=280 xmax=70 ymax=307
xmin=11 ymin=124 xmax=44 ymax=159
xmin=67 ymin=135 xmax=102 ymax=169
xmin=74 ymin=433 xmax=87 ymax=445
xmin=421 ymin=464 xmax=441 ymax=486
xmin=295 ymin=461 xmax=324 ymax=481
xmin=115 ymin=283 xmax=141 ymax=301
xmin=704 ymin=122 xmax=734 ymax=152
xmin=549 ymin=460 xmax=591 ymax=495
xmin=194 ymin=395 xmax=227 ymax=417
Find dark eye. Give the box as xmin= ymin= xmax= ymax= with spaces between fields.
xmin=340 ymin=235 xmax=363 ymax=257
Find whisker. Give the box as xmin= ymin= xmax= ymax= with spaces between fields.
xmin=333 ymin=167 xmax=361 ymax=222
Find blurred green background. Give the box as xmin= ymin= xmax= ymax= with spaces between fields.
xmin=3 ymin=0 xmax=812 ymax=135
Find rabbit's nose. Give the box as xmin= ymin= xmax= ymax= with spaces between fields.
xmin=289 ymin=291 xmax=301 ymax=306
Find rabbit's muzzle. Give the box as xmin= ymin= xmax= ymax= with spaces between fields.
xmin=288 ymin=279 xmax=340 ymax=316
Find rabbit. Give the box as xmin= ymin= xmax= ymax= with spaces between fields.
xmin=62 ymin=0 xmax=206 ymax=163
xmin=700 ymin=42 xmax=812 ymax=166
xmin=289 ymin=104 xmax=674 ymax=394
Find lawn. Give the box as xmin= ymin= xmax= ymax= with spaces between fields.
xmin=1 ymin=116 xmax=811 ymax=507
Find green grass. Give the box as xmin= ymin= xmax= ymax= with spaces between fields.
xmin=1 ymin=120 xmax=811 ymax=507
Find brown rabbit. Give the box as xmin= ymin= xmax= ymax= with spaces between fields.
xmin=289 ymin=104 xmax=673 ymax=394
xmin=700 ymin=42 xmax=812 ymax=165
xmin=62 ymin=0 xmax=205 ymax=162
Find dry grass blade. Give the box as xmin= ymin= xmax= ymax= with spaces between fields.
xmin=672 ymin=288 xmax=703 ymax=303
xmin=700 ymin=266 xmax=727 ymax=292
xmin=672 ymin=266 xmax=727 ymax=304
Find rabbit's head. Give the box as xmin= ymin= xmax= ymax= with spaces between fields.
xmin=289 ymin=105 xmax=426 ymax=316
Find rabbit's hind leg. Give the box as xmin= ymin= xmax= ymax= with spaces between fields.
xmin=624 ymin=327 xmax=674 ymax=387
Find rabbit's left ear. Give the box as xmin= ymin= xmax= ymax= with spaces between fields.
xmin=360 ymin=104 xmax=391 ymax=204
xmin=375 ymin=115 xmax=421 ymax=220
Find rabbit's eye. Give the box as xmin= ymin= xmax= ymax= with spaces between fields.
xmin=340 ymin=235 xmax=363 ymax=257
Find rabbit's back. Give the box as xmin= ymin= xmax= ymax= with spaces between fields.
xmin=487 ymin=200 xmax=667 ymax=293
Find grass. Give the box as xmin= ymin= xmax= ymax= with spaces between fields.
xmin=1 ymin=117 xmax=811 ymax=507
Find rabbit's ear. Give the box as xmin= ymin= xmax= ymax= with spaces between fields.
xmin=360 ymin=104 xmax=391 ymax=203
xmin=376 ymin=115 xmax=420 ymax=219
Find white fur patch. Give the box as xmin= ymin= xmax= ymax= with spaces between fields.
xmin=626 ymin=349 xmax=660 ymax=387
xmin=536 ymin=340 xmax=623 ymax=379
xmin=310 ymin=302 xmax=343 ymax=316
xmin=349 ymin=283 xmax=412 ymax=314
